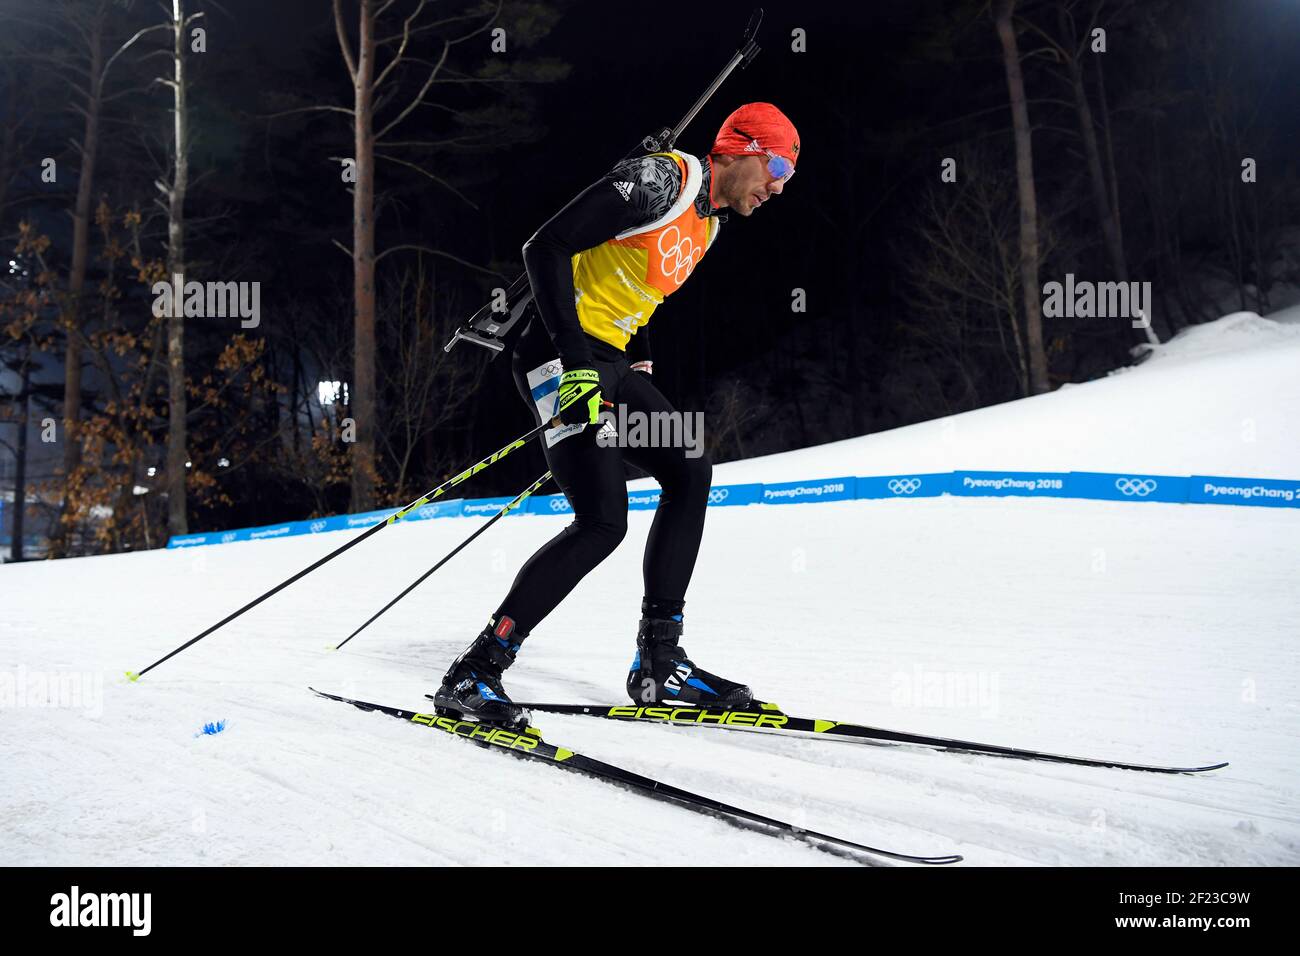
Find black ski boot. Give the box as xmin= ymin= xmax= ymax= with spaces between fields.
xmin=625 ymin=615 xmax=757 ymax=709
xmin=433 ymin=616 xmax=529 ymax=728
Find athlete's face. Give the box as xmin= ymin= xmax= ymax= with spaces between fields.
xmin=715 ymin=155 xmax=787 ymax=217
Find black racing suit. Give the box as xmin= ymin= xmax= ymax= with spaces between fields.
xmin=491 ymin=153 xmax=725 ymax=636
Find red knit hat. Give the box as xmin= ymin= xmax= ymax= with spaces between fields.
xmin=710 ymin=102 xmax=801 ymax=169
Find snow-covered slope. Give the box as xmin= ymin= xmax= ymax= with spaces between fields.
xmin=2 ymin=312 xmax=1298 ymax=866
xmin=659 ymin=310 xmax=1300 ymax=485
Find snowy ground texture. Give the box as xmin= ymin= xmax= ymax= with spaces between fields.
xmin=3 ymin=310 xmax=1298 ymax=866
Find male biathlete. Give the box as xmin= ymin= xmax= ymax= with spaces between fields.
xmin=434 ymin=103 xmax=801 ymax=726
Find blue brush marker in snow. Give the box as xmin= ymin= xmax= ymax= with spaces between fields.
xmin=195 ymin=719 xmax=228 ymax=737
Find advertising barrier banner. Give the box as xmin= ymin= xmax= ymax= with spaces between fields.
xmin=1069 ymin=472 xmax=1189 ymax=504
xmin=168 ymin=469 xmax=1297 ymax=548
xmin=856 ymin=473 xmax=952 ymax=500
xmin=951 ymin=471 xmax=1072 ymax=498
xmin=761 ymin=477 xmax=856 ymax=505
xmin=1188 ymin=475 xmax=1300 ymax=508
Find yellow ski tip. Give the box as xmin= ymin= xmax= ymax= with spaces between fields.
xmin=125 ymin=671 xmax=141 ymax=683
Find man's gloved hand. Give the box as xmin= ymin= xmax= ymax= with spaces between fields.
xmin=630 ymin=360 xmax=653 ymax=379
xmin=555 ymin=368 xmax=603 ymax=426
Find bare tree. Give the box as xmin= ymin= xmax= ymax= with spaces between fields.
xmin=334 ymin=0 xmax=379 ymax=510
xmin=325 ymin=0 xmax=555 ymax=511
xmin=57 ymin=6 xmax=107 ymax=553
xmin=0 ymin=50 xmax=43 ymax=217
xmin=158 ymin=0 xmax=202 ymax=537
xmin=375 ymin=258 xmax=483 ymax=500
xmin=5 ymin=0 xmax=164 ymax=554
xmin=269 ymin=299 xmax=356 ymax=518
xmin=993 ymin=0 xmax=1050 ymax=394
xmin=900 ymin=146 xmax=1064 ymax=401
xmin=703 ymin=378 xmax=765 ymax=464
xmin=1021 ymin=0 xmax=1159 ymax=346
xmin=332 ymin=0 xmax=490 ymax=511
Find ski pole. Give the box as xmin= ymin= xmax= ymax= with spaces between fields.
xmin=127 ymin=419 xmax=556 ymax=681
xmin=334 ymin=470 xmax=553 ymax=651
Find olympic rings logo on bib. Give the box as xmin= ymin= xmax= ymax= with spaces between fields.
xmin=657 ymin=225 xmax=702 ymax=287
